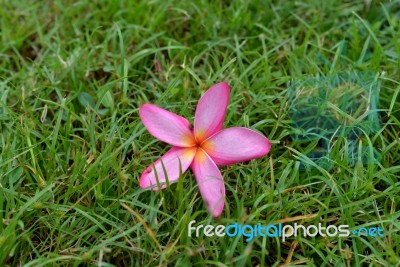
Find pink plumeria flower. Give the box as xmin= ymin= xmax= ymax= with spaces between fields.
xmin=139 ymin=82 xmax=271 ymax=217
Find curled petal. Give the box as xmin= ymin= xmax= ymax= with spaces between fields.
xmin=139 ymin=104 xmax=196 ymax=147
xmin=190 ymin=148 xmax=225 ymax=217
xmin=140 ymin=147 xmax=197 ymax=190
xmin=194 ymin=82 xmax=230 ymax=142
xmin=202 ymin=127 xmax=271 ymax=166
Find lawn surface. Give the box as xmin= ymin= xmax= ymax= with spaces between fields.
xmin=0 ymin=0 xmax=399 ymax=266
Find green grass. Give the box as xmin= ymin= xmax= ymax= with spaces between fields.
xmin=1 ymin=0 xmax=400 ymax=266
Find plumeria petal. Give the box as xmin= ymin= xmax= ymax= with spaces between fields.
xmin=194 ymin=82 xmax=230 ymax=142
xmin=202 ymin=127 xmax=271 ymax=166
xmin=139 ymin=104 xmax=196 ymax=147
xmin=190 ymin=148 xmax=225 ymax=217
xmin=140 ymin=147 xmax=197 ymax=190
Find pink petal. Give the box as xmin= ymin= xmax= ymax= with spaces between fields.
xmin=202 ymin=127 xmax=271 ymax=166
xmin=190 ymin=148 xmax=225 ymax=217
xmin=139 ymin=104 xmax=196 ymax=147
xmin=140 ymin=147 xmax=197 ymax=190
xmin=194 ymin=82 xmax=230 ymax=142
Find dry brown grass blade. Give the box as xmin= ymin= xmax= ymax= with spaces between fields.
xmin=121 ymin=203 xmax=162 ymax=251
